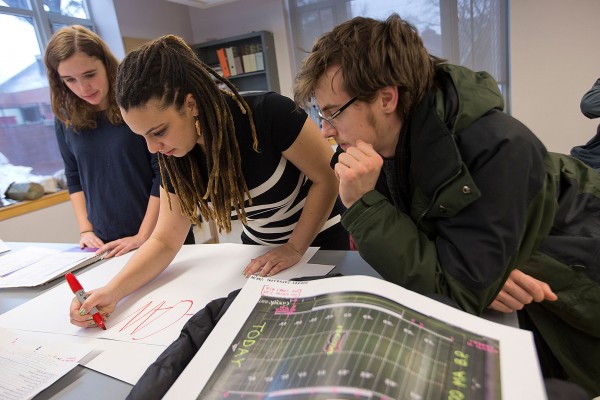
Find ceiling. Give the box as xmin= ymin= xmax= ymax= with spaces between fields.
xmin=164 ymin=0 xmax=238 ymax=8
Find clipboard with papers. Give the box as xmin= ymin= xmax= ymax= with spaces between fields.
xmin=0 ymin=245 xmax=107 ymax=288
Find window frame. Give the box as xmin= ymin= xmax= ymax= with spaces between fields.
xmin=0 ymin=0 xmax=94 ymax=214
xmin=286 ymin=0 xmax=509 ymax=111
xmin=1 ymin=1 xmax=95 ymax=46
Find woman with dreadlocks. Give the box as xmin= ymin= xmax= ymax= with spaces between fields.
xmin=68 ymin=34 xmax=348 ymax=328
xmin=45 ymin=26 xmax=195 ymax=259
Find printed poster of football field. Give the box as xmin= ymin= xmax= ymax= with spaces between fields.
xmin=199 ymin=291 xmax=501 ymax=400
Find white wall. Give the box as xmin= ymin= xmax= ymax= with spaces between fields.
xmin=112 ymin=0 xmax=194 ymax=43
xmin=89 ymin=0 xmax=126 ymax=60
xmin=0 ymin=202 xmax=79 ymax=243
xmin=510 ymin=0 xmax=600 ymax=153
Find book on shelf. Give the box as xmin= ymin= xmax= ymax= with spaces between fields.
xmin=216 ymin=48 xmax=230 ymax=78
xmin=241 ymin=44 xmax=257 ymax=73
xmin=255 ymin=43 xmax=264 ymax=71
xmin=225 ymin=47 xmax=237 ymax=76
xmin=163 ymin=275 xmax=546 ymax=399
xmin=232 ymin=47 xmax=244 ymax=75
xmin=0 ymin=245 xmax=107 ymax=288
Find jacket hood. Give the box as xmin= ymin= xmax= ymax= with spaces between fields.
xmin=437 ymin=64 xmax=504 ymax=133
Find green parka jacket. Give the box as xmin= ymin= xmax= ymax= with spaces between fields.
xmin=341 ymin=64 xmax=600 ymax=395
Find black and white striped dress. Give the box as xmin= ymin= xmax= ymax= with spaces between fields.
xmin=191 ymin=92 xmax=347 ymax=249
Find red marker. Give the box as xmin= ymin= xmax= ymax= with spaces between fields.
xmin=65 ymin=272 xmax=106 ymax=330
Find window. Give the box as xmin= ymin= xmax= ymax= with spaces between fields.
xmin=288 ymin=0 xmax=509 ymax=121
xmin=0 ymin=0 xmax=93 ymax=198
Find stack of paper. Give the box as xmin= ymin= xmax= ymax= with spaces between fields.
xmin=0 ymin=327 xmax=94 ymax=400
xmin=0 ymin=246 xmax=103 ymax=288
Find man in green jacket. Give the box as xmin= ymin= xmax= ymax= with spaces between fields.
xmin=294 ymin=14 xmax=599 ymax=397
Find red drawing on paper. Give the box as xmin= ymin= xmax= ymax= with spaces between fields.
xmin=274 ymin=298 xmax=297 ymax=318
xmin=261 ymin=285 xmax=302 ymax=298
xmin=116 ymin=299 xmax=195 ymax=341
xmin=467 ymin=339 xmax=499 ymax=354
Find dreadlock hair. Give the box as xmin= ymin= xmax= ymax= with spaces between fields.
xmin=115 ymin=34 xmax=258 ymax=233
xmin=44 ymin=25 xmax=122 ymax=131
xmin=294 ymin=13 xmax=446 ymax=123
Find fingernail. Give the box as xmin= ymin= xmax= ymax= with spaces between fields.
xmin=89 ymin=321 xmax=96 ymax=327
xmin=79 ymin=308 xmax=87 ymax=316
xmin=105 ymin=313 xmax=111 ymax=319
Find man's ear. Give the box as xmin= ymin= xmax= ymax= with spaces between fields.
xmin=185 ymin=93 xmax=198 ymax=114
xmin=379 ymin=86 xmax=399 ymax=114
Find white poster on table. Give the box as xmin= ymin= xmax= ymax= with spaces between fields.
xmin=165 ymin=275 xmax=547 ymax=400
xmin=0 ymin=244 xmax=325 ymax=347
xmin=0 ymin=244 xmax=330 ymax=385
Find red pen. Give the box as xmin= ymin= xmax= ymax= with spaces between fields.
xmin=65 ymin=272 xmax=106 ymax=330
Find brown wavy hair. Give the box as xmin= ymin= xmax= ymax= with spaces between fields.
xmin=294 ymin=13 xmax=446 ymax=122
xmin=116 ymin=35 xmax=258 ymax=233
xmin=44 ymin=25 xmax=122 ymax=130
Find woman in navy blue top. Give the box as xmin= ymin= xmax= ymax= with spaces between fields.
xmin=45 ymin=25 xmax=175 ymax=257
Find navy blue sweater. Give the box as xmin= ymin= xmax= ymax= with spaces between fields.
xmin=55 ymin=115 xmax=160 ymax=242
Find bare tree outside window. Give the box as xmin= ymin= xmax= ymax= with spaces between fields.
xmin=43 ymin=0 xmax=88 ymax=18
xmin=287 ymin=0 xmax=508 ymax=120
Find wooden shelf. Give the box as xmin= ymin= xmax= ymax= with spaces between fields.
xmin=0 ymin=190 xmax=69 ymax=221
xmin=193 ymin=31 xmax=279 ymax=93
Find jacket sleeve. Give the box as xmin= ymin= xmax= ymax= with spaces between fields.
xmin=341 ymin=191 xmax=441 ymax=296
xmin=580 ymin=78 xmax=600 ymax=119
xmin=342 ymin=112 xmax=547 ymax=316
xmin=127 ymin=289 xmax=241 ymax=400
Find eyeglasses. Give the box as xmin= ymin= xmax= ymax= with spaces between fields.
xmin=317 ymin=97 xmax=357 ymax=130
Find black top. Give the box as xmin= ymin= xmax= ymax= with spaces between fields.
xmin=167 ymin=92 xmax=346 ymax=246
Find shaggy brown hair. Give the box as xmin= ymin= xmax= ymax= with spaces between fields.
xmin=294 ymin=13 xmax=446 ymax=122
xmin=44 ymin=25 xmax=122 ymax=130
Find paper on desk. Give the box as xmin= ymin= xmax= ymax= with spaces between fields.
xmin=165 ymin=276 xmax=546 ymax=400
xmin=0 ymin=244 xmax=327 ymax=347
xmin=0 ymin=246 xmax=101 ymax=287
xmin=83 ymin=341 xmax=167 ymax=385
xmin=0 ymin=246 xmax=59 ymax=276
xmin=0 ymin=244 xmax=330 ymax=385
xmin=0 ymin=327 xmax=94 ymax=400
xmin=98 ymin=247 xmax=327 ymax=346
xmin=0 ymin=329 xmax=166 ymax=386
xmin=0 ymin=240 xmax=10 ymax=254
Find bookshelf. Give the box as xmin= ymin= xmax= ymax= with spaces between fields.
xmin=193 ymin=31 xmax=280 ymax=93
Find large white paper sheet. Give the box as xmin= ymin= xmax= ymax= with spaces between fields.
xmin=0 ymin=244 xmax=329 ymax=384
xmin=0 ymin=244 xmax=323 ymax=345
xmin=83 ymin=341 xmax=166 ymax=385
xmin=0 ymin=327 xmax=94 ymax=400
xmin=165 ymin=275 xmax=546 ymax=400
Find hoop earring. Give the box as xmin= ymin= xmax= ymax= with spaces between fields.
xmin=194 ymin=115 xmax=202 ymax=138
